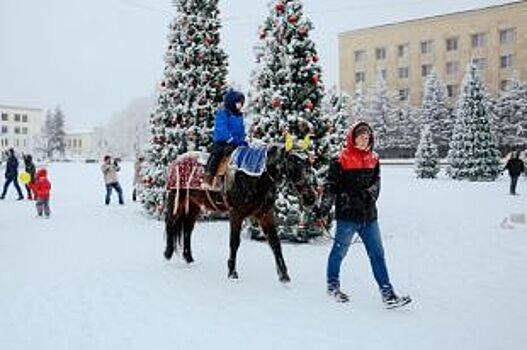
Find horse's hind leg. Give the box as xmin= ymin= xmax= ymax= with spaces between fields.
xmin=258 ymin=210 xmax=290 ymax=283
xmin=227 ymin=214 xmax=243 ymax=279
xmin=182 ymin=204 xmax=200 ymax=264
xmin=164 ymin=190 xmax=182 ymax=260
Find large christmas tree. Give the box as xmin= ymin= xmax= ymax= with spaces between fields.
xmin=494 ymin=75 xmax=527 ymax=152
xmin=248 ymin=0 xmax=325 ymax=241
xmin=420 ymin=71 xmax=451 ymax=157
xmin=414 ymin=125 xmax=440 ymax=179
xmin=446 ymin=64 xmax=501 ymax=181
xmin=141 ymin=0 xmax=228 ymax=217
xmin=367 ymin=73 xmax=398 ymax=155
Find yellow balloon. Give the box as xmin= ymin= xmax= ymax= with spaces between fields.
xmin=285 ymin=133 xmax=294 ymax=152
xmin=18 ymin=172 xmax=31 ymax=185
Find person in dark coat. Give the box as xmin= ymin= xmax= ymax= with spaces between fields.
xmin=317 ymin=121 xmax=410 ymax=308
xmin=204 ymin=89 xmax=247 ymax=185
xmin=504 ymin=151 xmax=525 ymax=195
xmin=23 ymin=154 xmax=36 ymax=200
xmin=0 ymin=148 xmax=24 ymax=200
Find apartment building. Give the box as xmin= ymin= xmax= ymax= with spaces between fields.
xmin=339 ymin=1 xmax=527 ymax=105
xmin=0 ymin=104 xmax=44 ymax=155
xmin=64 ymin=127 xmax=106 ymax=160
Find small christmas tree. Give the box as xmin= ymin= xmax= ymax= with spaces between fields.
xmin=141 ymin=0 xmax=228 ymax=217
xmin=446 ymin=64 xmax=501 ymax=181
xmin=414 ymin=125 xmax=440 ymax=178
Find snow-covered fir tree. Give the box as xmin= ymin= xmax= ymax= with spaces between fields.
xmin=248 ymin=0 xmax=325 ymax=241
xmin=420 ymin=71 xmax=451 ymax=156
xmin=446 ymin=64 xmax=501 ymax=181
xmin=319 ymin=86 xmax=351 ymax=176
xmin=41 ymin=106 xmax=66 ymax=160
xmin=493 ymin=75 xmax=527 ymax=152
xmin=388 ymin=103 xmax=421 ymax=158
xmin=414 ymin=125 xmax=440 ymax=178
xmin=141 ymin=0 xmax=228 ymax=218
xmin=350 ymin=83 xmax=367 ymax=123
xmin=367 ymin=73 xmax=397 ymax=155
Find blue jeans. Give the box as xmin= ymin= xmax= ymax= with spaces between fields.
xmin=105 ymin=182 xmax=124 ymax=205
xmin=327 ymin=219 xmax=392 ymax=294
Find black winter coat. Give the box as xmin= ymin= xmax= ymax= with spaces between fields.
xmin=505 ymin=158 xmax=525 ymax=177
xmin=5 ymin=155 xmax=19 ymax=179
xmin=320 ymin=157 xmax=380 ymax=222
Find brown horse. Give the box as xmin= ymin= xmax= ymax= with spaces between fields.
xmin=164 ymin=144 xmax=316 ymax=283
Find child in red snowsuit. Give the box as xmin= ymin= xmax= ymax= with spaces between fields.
xmin=31 ymin=168 xmax=51 ymax=218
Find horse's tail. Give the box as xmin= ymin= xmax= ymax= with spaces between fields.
xmin=165 ymin=189 xmax=184 ymax=255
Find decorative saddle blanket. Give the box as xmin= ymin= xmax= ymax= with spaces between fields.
xmin=229 ymin=145 xmax=267 ymax=176
xmin=166 ymin=152 xmax=220 ymax=191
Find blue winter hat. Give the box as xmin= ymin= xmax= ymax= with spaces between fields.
xmin=224 ymin=89 xmax=245 ymax=114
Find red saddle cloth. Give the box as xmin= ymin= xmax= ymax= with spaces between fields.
xmin=166 ymin=152 xmax=220 ymax=191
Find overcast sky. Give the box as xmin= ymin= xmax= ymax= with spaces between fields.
xmin=0 ymin=0 xmax=512 ymax=129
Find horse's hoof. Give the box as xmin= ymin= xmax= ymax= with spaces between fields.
xmin=163 ymin=246 xmax=174 ymax=260
xmin=183 ymin=254 xmax=194 ymax=264
xmin=228 ymin=271 xmax=239 ymax=280
xmin=279 ymin=274 xmax=291 ymax=283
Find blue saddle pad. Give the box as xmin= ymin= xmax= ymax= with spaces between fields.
xmin=230 ymin=145 xmax=267 ymax=176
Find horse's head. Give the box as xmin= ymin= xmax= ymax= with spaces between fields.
xmin=266 ymin=145 xmax=317 ymax=208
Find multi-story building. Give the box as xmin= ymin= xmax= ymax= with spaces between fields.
xmin=0 ymin=104 xmax=44 ymax=155
xmin=64 ymin=127 xmax=106 ymax=160
xmin=339 ymin=1 xmax=527 ymax=106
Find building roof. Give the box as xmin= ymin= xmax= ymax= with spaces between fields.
xmin=339 ymin=0 xmax=525 ymax=37
xmin=0 ymin=103 xmax=43 ymax=112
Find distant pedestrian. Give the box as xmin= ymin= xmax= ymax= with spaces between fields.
xmin=132 ymin=155 xmax=145 ymax=202
xmin=31 ymin=168 xmax=51 ymax=218
xmin=504 ymin=151 xmax=525 ymax=195
xmin=101 ymin=155 xmax=124 ymax=205
xmin=23 ymin=154 xmax=36 ymax=200
xmin=0 ymin=148 xmax=24 ymax=200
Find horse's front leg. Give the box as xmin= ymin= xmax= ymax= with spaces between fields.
xmin=227 ymin=214 xmax=243 ymax=279
xmin=258 ymin=210 xmax=290 ymax=283
xmin=182 ymin=205 xmax=200 ymax=264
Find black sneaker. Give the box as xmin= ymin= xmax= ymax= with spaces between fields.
xmin=327 ymin=288 xmax=350 ymax=303
xmin=382 ymin=290 xmax=412 ymax=309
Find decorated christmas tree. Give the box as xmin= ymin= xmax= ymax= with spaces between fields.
xmin=420 ymin=71 xmax=452 ymax=157
xmin=248 ymin=0 xmax=325 ymax=241
xmin=414 ymin=125 xmax=440 ymax=178
xmin=446 ymin=64 xmax=501 ymax=181
xmin=141 ymin=0 xmax=228 ymax=218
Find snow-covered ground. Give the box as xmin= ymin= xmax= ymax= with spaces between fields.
xmin=1 ymin=161 xmax=526 ymax=350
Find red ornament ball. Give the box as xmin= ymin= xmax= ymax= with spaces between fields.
xmin=313 ymin=55 xmax=319 ymax=63
xmin=312 ymin=74 xmax=320 ymax=84
xmin=288 ymin=15 xmax=298 ymax=24
xmin=259 ymin=31 xmax=266 ymax=40
xmin=275 ymin=2 xmax=285 ymax=13
xmin=304 ymin=100 xmax=314 ymax=111
xmin=272 ymin=98 xmax=282 ymax=108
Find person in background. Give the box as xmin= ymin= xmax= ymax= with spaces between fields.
xmin=0 ymin=148 xmax=24 ymax=200
xmin=132 ymin=155 xmax=145 ymax=202
xmin=31 ymin=168 xmax=51 ymax=218
xmin=101 ymin=155 xmax=124 ymax=205
xmin=317 ymin=121 xmax=411 ymax=308
xmin=504 ymin=151 xmax=525 ymax=195
xmin=24 ymin=154 xmax=36 ymax=200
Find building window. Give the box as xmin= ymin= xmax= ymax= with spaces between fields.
xmin=471 ymin=33 xmax=486 ymax=48
xmin=421 ymin=64 xmax=433 ymax=77
xmin=1 ymin=126 xmax=7 ymax=134
xmin=378 ymin=69 xmax=387 ymax=80
xmin=1 ymin=113 xmax=7 ymax=121
xmin=14 ymin=127 xmax=20 ymax=134
xmin=447 ymin=84 xmax=460 ymax=98
xmin=375 ymin=47 xmax=386 ymax=60
xmin=398 ymin=88 xmax=410 ymax=101
xmin=14 ymin=114 xmax=20 ymax=122
xmin=22 ymin=127 xmax=28 ymax=135
xmin=446 ymin=37 xmax=458 ymax=51
xmin=397 ymin=44 xmax=409 ymax=58
xmin=500 ymin=54 xmax=514 ymax=69
xmin=420 ymin=40 xmax=433 ymax=54
xmin=398 ymin=67 xmax=409 ymax=79
xmin=79 ymin=140 xmax=82 ymax=148
xmin=500 ymin=79 xmax=511 ymax=92
xmin=446 ymin=61 xmax=460 ymax=75
xmin=354 ymin=50 xmax=366 ymax=63
xmin=355 ymin=71 xmax=366 ymax=83
xmin=500 ymin=28 xmax=515 ymax=45
xmin=21 ymin=114 xmax=28 ymax=122
xmin=472 ymin=57 xmax=486 ymax=71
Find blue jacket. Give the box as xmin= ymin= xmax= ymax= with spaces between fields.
xmin=212 ymin=90 xmax=247 ymax=146
xmin=5 ymin=154 xmax=19 ymax=179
